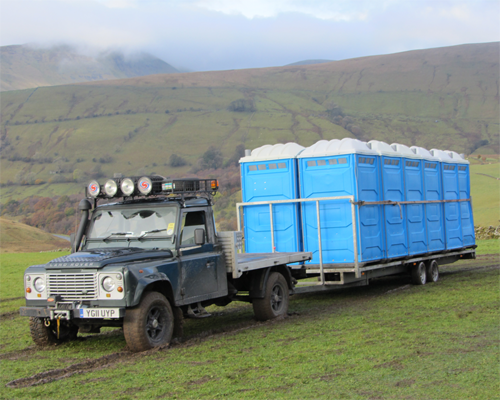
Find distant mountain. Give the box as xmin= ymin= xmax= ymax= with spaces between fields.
xmin=0 ymin=44 xmax=179 ymax=91
xmin=286 ymin=59 xmax=334 ymax=66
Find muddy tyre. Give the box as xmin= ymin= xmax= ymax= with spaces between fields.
xmin=123 ymin=292 xmax=174 ymax=352
xmin=426 ymin=260 xmax=439 ymax=283
xmin=411 ymin=262 xmax=427 ymax=285
xmin=29 ymin=317 xmax=78 ymax=346
xmin=253 ymin=272 xmax=289 ymax=321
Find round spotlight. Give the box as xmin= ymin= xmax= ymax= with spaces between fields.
xmin=138 ymin=176 xmax=152 ymax=195
xmin=88 ymin=180 xmax=100 ymax=197
xmin=121 ymin=178 xmax=135 ymax=196
xmin=104 ymin=179 xmax=118 ymax=197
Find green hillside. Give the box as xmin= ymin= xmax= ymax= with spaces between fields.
xmin=0 ymin=45 xmax=179 ymax=92
xmin=0 ymin=217 xmax=69 ymax=252
xmin=0 ymin=42 xmax=498 ymax=223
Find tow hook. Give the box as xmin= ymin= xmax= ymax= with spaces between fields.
xmin=44 ymin=319 xmax=51 ymax=327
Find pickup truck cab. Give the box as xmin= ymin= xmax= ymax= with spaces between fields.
xmin=20 ymin=177 xmax=311 ymax=352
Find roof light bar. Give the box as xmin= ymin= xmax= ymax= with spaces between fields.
xmin=86 ymin=176 xmax=218 ymax=200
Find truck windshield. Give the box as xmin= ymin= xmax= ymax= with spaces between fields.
xmin=84 ymin=205 xmax=178 ymax=250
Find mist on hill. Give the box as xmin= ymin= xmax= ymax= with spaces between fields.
xmin=0 ymin=44 xmax=179 ymax=91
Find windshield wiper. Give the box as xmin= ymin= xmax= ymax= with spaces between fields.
xmin=102 ymin=232 xmax=133 ymax=241
xmin=138 ymin=229 xmax=167 ymax=240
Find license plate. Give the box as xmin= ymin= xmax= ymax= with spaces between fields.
xmin=79 ymin=308 xmax=120 ymax=319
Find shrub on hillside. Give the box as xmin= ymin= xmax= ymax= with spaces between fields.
xmin=228 ymin=99 xmax=256 ymax=112
xmin=200 ymin=146 xmax=223 ymax=170
xmin=224 ymin=144 xmax=246 ymax=167
xmin=170 ymin=154 xmax=188 ymax=167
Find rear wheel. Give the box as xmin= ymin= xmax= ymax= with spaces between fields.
xmin=253 ymin=272 xmax=289 ymax=321
xmin=29 ymin=317 xmax=78 ymax=346
xmin=411 ymin=262 xmax=427 ymax=285
xmin=426 ymin=260 xmax=439 ymax=283
xmin=123 ymin=292 xmax=174 ymax=352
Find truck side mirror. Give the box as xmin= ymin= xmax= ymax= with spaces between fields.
xmin=194 ymin=229 xmax=205 ymax=246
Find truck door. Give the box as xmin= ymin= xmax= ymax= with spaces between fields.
xmin=178 ymin=208 xmax=220 ymax=301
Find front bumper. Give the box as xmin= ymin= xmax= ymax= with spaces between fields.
xmin=20 ymin=306 xmax=125 ymax=320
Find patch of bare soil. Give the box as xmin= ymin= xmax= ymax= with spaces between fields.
xmin=0 ymin=297 xmax=24 ymax=303
xmin=6 ymin=351 xmax=135 ymax=388
xmin=0 ymin=311 xmax=19 ymax=319
xmin=0 ymin=347 xmax=38 ymax=361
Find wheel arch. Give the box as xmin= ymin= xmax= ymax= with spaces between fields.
xmin=132 ymin=278 xmax=175 ymax=307
xmin=249 ymin=265 xmax=293 ymax=299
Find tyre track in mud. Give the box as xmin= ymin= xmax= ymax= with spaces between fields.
xmin=5 ymin=258 xmax=498 ymax=389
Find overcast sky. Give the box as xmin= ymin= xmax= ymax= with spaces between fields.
xmin=0 ymin=0 xmax=498 ymax=71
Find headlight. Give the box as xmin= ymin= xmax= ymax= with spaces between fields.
xmin=88 ymin=180 xmax=100 ymax=197
xmin=102 ymin=276 xmax=116 ymax=292
xmin=138 ymin=176 xmax=152 ymax=195
xmin=121 ymin=178 xmax=135 ymax=196
xmin=34 ymin=277 xmax=45 ymax=292
xmin=104 ymin=179 xmax=118 ymax=197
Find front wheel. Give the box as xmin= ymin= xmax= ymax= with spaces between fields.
xmin=411 ymin=262 xmax=427 ymax=285
xmin=29 ymin=317 xmax=78 ymax=346
xmin=253 ymin=272 xmax=290 ymax=321
xmin=123 ymin=292 xmax=174 ymax=352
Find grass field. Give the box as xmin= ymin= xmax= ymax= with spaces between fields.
xmin=0 ymin=241 xmax=498 ymax=399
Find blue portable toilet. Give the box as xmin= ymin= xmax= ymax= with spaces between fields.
xmin=239 ymin=143 xmax=304 ymax=253
xmin=410 ymin=146 xmax=445 ymax=252
xmin=430 ymin=149 xmax=463 ymax=250
xmin=447 ymin=150 xmax=475 ymax=247
xmin=298 ymin=138 xmax=384 ymax=265
xmin=391 ymin=143 xmax=427 ymax=255
xmin=368 ymin=140 xmax=408 ymax=258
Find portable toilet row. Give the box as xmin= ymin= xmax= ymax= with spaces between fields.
xmin=239 ymin=138 xmax=475 ymax=265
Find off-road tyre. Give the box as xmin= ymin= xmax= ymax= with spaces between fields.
xmin=29 ymin=317 xmax=78 ymax=346
xmin=411 ymin=262 xmax=427 ymax=285
xmin=253 ymin=272 xmax=290 ymax=321
xmin=123 ymin=291 xmax=174 ymax=352
xmin=426 ymin=260 xmax=439 ymax=283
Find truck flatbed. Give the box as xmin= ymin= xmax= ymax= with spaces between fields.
xmin=235 ymin=252 xmax=312 ymax=277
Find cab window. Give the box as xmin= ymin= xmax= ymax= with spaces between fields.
xmin=180 ymin=211 xmax=207 ymax=246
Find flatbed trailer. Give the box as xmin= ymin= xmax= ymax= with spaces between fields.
xmin=236 ymin=195 xmax=476 ymax=294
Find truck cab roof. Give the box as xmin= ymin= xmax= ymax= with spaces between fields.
xmin=95 ymin=196 xmax=211 ymax=210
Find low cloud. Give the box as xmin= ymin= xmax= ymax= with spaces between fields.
xmin=1 ymin=0 xmax=498 ymax=71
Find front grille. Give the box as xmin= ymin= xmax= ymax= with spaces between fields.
xmin=47 ymin=273 xmax=98 ymax=300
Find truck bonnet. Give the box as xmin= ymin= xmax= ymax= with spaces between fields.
xmin=44 ymin=248 xmax=174 ymax=270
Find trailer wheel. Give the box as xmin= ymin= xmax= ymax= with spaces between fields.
xmin=426 ymin=260 xmax=439 ymax=283
xmin=29 ymin=317 xmax=78 ymax=346
xmin=411 ymin=262 xmax=427 ymax=285
xmin=253 ymin=272 xmax=289 ymax=321
xmin=123 ymin=292 xmax=174 ymax=352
